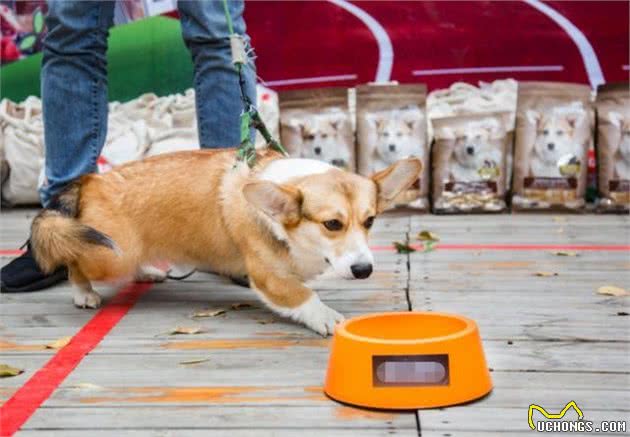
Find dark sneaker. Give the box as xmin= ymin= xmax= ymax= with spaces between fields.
xmin=1 ymin=244 xmax=67 ymax=293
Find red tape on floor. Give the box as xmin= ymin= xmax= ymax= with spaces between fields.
xmin=371 ymin=243 xmax=630 ymax=251
xmin=0 ymin=282 xmax=153 ymax=436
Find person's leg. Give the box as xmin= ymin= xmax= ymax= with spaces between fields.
xmin=177 ymin=0 xmax=256 ymax=148
xmin=1 ymin=1 xmax=114 ymax=293
xmin=39 ymin=0 xmax=114 ymax=206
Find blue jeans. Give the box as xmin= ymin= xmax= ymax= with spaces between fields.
xmin=40 ymin=0 xmax=256 ymax=206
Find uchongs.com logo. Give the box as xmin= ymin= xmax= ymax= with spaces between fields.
xmin=528 ymin=401 xmax=627 ymax=433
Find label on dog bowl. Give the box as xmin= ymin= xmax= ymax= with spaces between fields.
xmin=372 ymin=354 xmax=449 ymax=387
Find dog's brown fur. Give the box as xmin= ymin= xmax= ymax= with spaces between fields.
xmin=31 ymin=149 xmax=420 ymax=334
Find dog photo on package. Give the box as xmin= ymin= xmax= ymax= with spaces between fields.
xmin=279 ymin=88 xmax=355 ymax=171
xmin=512 ymin=82 xmax=593 ymax=211
xmin=431 ymin=113 xmax=509 ymax=213
xmin=356 ymin=84 xmax=429 ymax=210
xmin=595 ymin=82 xmax=630 ymax=212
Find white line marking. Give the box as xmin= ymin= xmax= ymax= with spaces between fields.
xmin=327 ymin=0 xmax=393 ymax=82
xmin=523 ymin=0 xmax=604 ymax=88
xmin=264 ymin=74 xmax=358 ymax=87
xmin=623 ymin=65 xmax=629 ymax=71
xmin=412 ymin=65 xmax=564 ymax=76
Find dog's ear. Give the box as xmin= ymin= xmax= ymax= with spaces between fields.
xmin=526 ymin=109 xmax=541 ymax=128
xmin=243 ymin=181 xmax=302 ymax=225
xmin=565 ymin=111 xmax=585 ymax=130
xmin=371 ymin=158 xmax=423 ymax=213
xmin=608 ymin=111 xmax=623 ymax=129
xmin=365 ymin=113 xmax=384 ymax=131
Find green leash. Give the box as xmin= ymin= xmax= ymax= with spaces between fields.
xmin=222 ymin=0 xmax=288 ymax=167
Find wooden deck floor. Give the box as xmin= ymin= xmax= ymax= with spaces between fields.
xmin=1 ymin=209 xmax=629 ymax=436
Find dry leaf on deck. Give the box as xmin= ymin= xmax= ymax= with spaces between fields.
xmin=169 ymin=326 xmax=203 ymax=335
xmin=46 ymin=336 xmax=72 ymax=349
xmin=393 ymin=241 xmax=416 ymax=254
xmin=552 ymin=216 xmax=567 ymax=223
xmin=192 ymin=308 xmax=226 ymax=318
xmin=0 ymin=364 xmax=23 ymax=378
xmin=534 ymin=271 xmax=558 ymax=277
xmin=596 ymin=285 xmax=629 ymax=297
xmin=256 ymin=319 xmax=276 ymax=325
xmin=551 ymin=251 xmax=578 ymax=257
xmin=179 ymin=358 xmax=210 ymax=365
xmin=417 ymin=231 xmax=440 ymax=242
xmin=230 ymin=303 xmax=253 ymax=310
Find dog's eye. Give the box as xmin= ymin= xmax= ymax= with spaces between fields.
xmin=397 ymin=132 xmax=403 ymax=137
xmin=543 ymin=129 xmax=549 ymax=136
xmin=321 ymin=133 xmax=328 ymax=139
xmin=556 ymin=130 xmax=563 ymax=136
xmin=383 ymin=132 xmax=390 ymax=137
xmin=323 ymin=219 xmax=343 ymax=231
xmin=363 ymin=216 xmax=375 ymax=229
xmin=305 ymin=134 xmax=315 ymax=141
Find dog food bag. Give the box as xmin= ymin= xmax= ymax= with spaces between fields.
xmin=595 ymin=83 xmax=630 ymax=212
xmin=279 ymin=87 xmax=355 ymax=171
xmin=512 ymin=82 xmax=593 ymax=211
xmin=431 ymin=112 xmax=510 ymax=213
xmin=356 ymin=84 xmax=429 ymax=210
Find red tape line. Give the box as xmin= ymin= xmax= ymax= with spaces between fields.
xmin=0 ymin=282 xmax=153 ymax=436
xmin=2 ymin=244 xmax=630 ymax=259
xmin=371 ymin=243 xmax=630 ymax=251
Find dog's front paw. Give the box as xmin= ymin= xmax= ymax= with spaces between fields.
xmin=293 ymin=295 xmax=344 ymax=337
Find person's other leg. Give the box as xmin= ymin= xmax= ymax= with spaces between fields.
xmin=1 ymin=1 xmax=114 ymax=293
xmin=40 ymin=0 xmax=114 ymax=206
xmin=177 ymin=0 xmax=256 ymax=148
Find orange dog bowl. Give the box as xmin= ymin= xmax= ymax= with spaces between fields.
xmin=324 ymin=312 xmax=492 ymax=409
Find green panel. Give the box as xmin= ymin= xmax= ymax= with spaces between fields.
xmin=0 ymin=16 xmax=194 ymax=103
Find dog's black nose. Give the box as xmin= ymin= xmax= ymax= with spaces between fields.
xmin=351 ymin=263 xmax=373 ymax=279
xmin=314 ymin=146 xmax=322 ymax=155
xmin=466 ymin=146 xmax=475 ymax=155
xmin=547 ymin=143 xmax=555 ymax=151
xmin=389 ymin=144 xmax=396 ymax=152
xmin=331 ymin=159 xmax=346 ymax=167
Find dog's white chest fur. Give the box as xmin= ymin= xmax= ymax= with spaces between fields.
xmin=259 ymin=159 xmax=334 ymax=184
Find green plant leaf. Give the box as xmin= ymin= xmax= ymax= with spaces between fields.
xmin=18 ymin=34 xmax=37 ymax=51
xmin=33 ymin=9 xmax=44 ymax=33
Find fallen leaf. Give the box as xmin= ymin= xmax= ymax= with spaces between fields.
xmin=179 ymin=358 xmax=210 ymax=365
xmin=417 ymin=230 xmax=440 ymax=242
xmin=169 ymin=326 xmax=203 ymax=335
xmin=597 ymin=285 xmax=629 ymax=297
xmin=551 ymin=251 xmax=578 ymax=257
xmin=230 ymin=303 xmax=253 ymax=310
xmin=192 ymin=308 xmax=226 ymax=318
xmin=46 ymin=336 xmax=72 ymax=349
xmin=256 ymin=319 xmax=276 ymax=325
xmin=0 ymin=364 xmax=23 ymax=378
xmin=393 ymin=241 xmax=415 ymax=254
xmin=552 ymin=216 xmax=567 ymax=223
xmin=422 ymin=241 xmax=438 ymax=253
xmin=534 ymin=271 xmax=558 ymax=277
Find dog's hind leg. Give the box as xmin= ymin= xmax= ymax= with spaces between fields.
xmin=69 ymin=266 xmax=102 ymax=309
xmin=135 ymin=265 xmax=167 ymax=283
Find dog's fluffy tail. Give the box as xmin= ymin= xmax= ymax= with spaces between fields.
xmin=30 ymin=183 xmax=119 ymax=273
xmin=31 ymin=210 xmax=119 ymax=273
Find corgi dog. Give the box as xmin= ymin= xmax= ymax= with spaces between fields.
xmin=609 ymin=111 xmax=630 ymax=180
xmin=366 ymin=109 xmax=424 ymax=173
xmin=448 ymin=119 xmax=502 ymax=182
xmin=288 ymin=114 xmax=351 ymax=169
xmin=527 ymin=110 xmax=582 ymax=178
xmin=31 ymin=149 xmax=421 ymax=336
